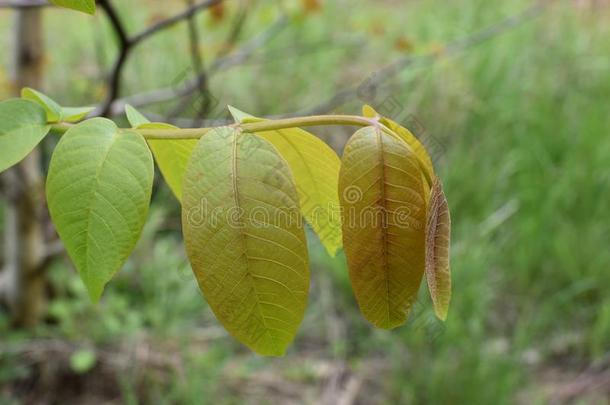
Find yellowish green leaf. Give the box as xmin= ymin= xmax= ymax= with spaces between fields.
xmin=425 ymin=177 xmax=452 ymax=321
xmin=125 ymin=105 xmax=196 ymax=201
xmin=182 ymin=127 xmax=310 ymax=356
xmin=50 ymin=0 xmax=96 ymax=14
xmin=125 ymin=104 xmax=150 ymax=128
xmin=362 ymin=104 xmax=435 ymax=186
xmin=339 ymin=126 xmax=426 ymax=329
xmin=229 ymin=106 xmax=343 ymax=257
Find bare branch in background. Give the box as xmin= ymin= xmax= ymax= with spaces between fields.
xmin=292 ymin=1 xmax=546 ymax=117
xmin=129 ymin=0 xmax=222 ymax=46
xmin=96 ymin=0 xmax=131 ymax=117
xmin=106 ymin=15 xmax=289 ymax=118
xmin=0 ymin=0 xmax=49 ymax=8
xmin=168 ymin=0 xmax=211 ymax=126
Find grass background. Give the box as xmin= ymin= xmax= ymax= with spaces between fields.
xmin=1 ymin=0 xmax=609 ymax=403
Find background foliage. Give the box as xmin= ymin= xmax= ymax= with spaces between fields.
xmin=1 ymin=0 xmax=609 ymax=403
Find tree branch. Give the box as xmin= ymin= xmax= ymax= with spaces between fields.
xmin=105 ymin=15 xmax=288 ymax=118
xmin=292 ymin=1 xmax=546 ymax=117
xmin=0 ymin=0 xmax=49 ymax=8
xmin=130 ymin=0 xmax=222 ymax=46
xmin=96 ymin=0 xmax=131 ymax=117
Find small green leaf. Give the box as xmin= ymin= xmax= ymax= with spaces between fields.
xmin=125 ymin=104 xmax=150 ymax=128
xmin=22 ymin=87 xmax=93 ymax=123
xmin=229 ymin=106 xmax=343 ymax=257
xmin=0 ymin=99 xmax=51 ymax=173
xmin=46 ymin=118 xmax=154 ymax=301
xmin=50 ymin=0 xmax=96 ymax=14
xmin=425 ymin=177 xmax=452 ymax=321
xmin=182 ymin=127 xmax=310 ymax=356
xmin=62 ymin=106 xmax=95 ymax=123
xmin=124 ymin=105 xmax=196 ymax=201
xmin=21 ymin=87 xmax=62 ymax=123
xmin=339 ymin=126 xmax=427 ymax=329
xmin=70 ymin=349 xmax=96 ymax=374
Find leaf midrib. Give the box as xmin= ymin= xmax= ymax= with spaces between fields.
xmin=83 ymin=131 xmax=119 ymax=282
xmin=374 ymin=127 xmax=392 ymax=326
xmin=231 ymin=133 xmax=280 ymax=351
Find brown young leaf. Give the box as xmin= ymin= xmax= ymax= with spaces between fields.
xmin=425 ymin=177 xmax=452 ymax=320
xmin=339 ymin=126 xmax=427 ymax=329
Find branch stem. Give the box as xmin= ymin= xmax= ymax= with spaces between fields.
xmin=127 ymin=115 xmax=379 ymax=139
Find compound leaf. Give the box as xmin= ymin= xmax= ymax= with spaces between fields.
xmin=229 ymin=106 xmax=343 ymax=257
xmin=50 ymin=0 xmax=96 ymax=14
xmin=363 ymin=104 xmax=435 ymax=186
xmin=182 ymin=127 xmax=309 ymax=356
xmin=425 ymin=177 xmax=452 ymax=320
xmin=0 ymin=99 xmax=50 ymax=173
xmin=46 ymin=118 xmax=154 ymax=301
xmin=339 ymin=126 xmax=426 ymax=329
xmin=125 ymin=105 xmax=196 ymax=201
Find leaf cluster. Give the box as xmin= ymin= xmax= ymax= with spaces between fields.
xmin=0 ymin=90 xmax=451 ymax=356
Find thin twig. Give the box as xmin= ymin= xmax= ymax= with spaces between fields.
xmin=168 ymin=0 xmax=211 ymax=126
xmin=105 ymin=15 xmax=288 ymax=118
xmin=130 ymin=0 xmax=223 ymax=46
xmin=96 ymin=0 xmax=130 ymax=117
xmin=292 ymin=1 xmax=546 ymax=117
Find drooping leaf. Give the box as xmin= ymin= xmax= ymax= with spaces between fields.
xmin=21 ymin=87 xmax=62 ymax=122
xmin=362 ymin=105 xmax=435 ymax=185
xmin=339 ymin=126 xmax=427 ymax=329
xmin=229 ymin=106 xmax=343 ymax=257
xmin=0 ymin=99 xmax=50 ymax=173
xmin=425 ymin=177 xmax=452 ymax=321
xmin=62 ymin=106 xmax=95 ymax=123
xmin=46 ymin=118 xmax=154 ymax=301
xmin=125 ymin=105 xmax=196 ymax=201
xmin=50 ymin=0 xmax=96 ymax=14
xmin=182 ymin=127 xmax=310 ymax=356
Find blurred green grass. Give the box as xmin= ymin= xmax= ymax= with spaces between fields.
xmin=1 ymin=0 xmax=610 ymax=403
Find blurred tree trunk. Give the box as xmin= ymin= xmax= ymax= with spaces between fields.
xmin=0 ymin=7 xmax=47 ymax=327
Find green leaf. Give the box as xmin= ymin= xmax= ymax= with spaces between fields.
xmin=21 ymin=87 xmax=62 ymax=122
xmin=182 ymin=127 xmax=310 ymax=356
xmin=425 ymin=177 xmax=452 ymax=321
xmin=46 ymin=118 xmax=154 ymax=301
xmin=229 ymin=106 xmax=343 ymax=257
xmin=62 ymin=106 xmax=95 ymax=123
xmin=0 ymin=99 xmax=50 ymax=173
xmin=362 ymin=105 xmax=435 ymax=186
xmin=125 ymin=104 xmax=150 ymax=128
xmin=22 ymin=87 xmax=93 ymax=123
xmin=50 ymin=0 xmax=96 ymax=14
xmin=339 ymin=126 xmax=426 ymax=329
xmin=124 ymin=105 xmax=196 ymax=201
